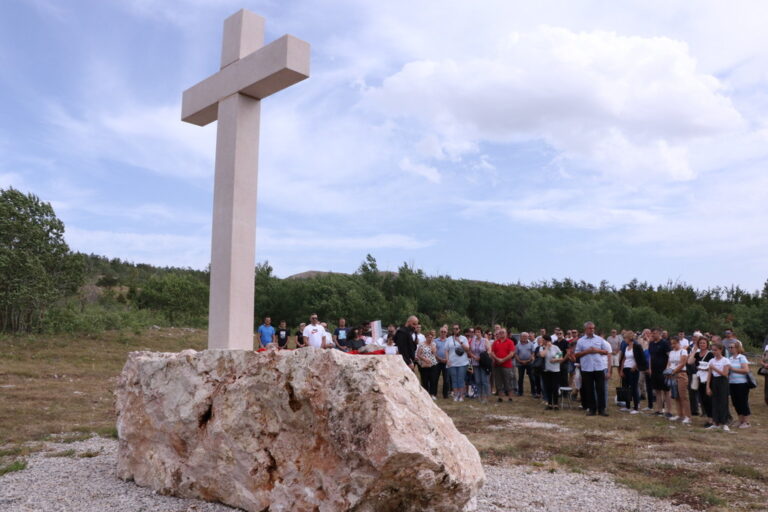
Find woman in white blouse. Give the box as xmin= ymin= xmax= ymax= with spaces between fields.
xmin=706 ymin=341 xmax=731 ymax=431
xmin=727 ymin=340 xmax=751 ymax=429
xmin=666 ymin=336 xmax=691 ymax=424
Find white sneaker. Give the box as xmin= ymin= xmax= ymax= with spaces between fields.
xmin=458 ymin=396 xmax=464 ymax=402
xmin=738 ymin=423 xmax=751 ymax=429
xmin=681 ymin=418 xmax=691 ymax=425
xmin=619 ymin=407 xmax=630 ymax=412
xmin=431 ymin=395 xmax=437 ymax=401
xmin=706 ymin=424 xmax=718 ymax=430
xmin=630 ymin=410 xmax=640 ymax=415
xmin=668 ymin=416 xmax=679 ymax=421
xmin=722 ymin=425 xmax=731 ymax=432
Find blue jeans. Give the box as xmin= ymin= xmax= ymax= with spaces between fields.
xmin=447 ymin=365 xmax=468 ymax=392
xmin=474 ymin=367 xmax=491 ymax=398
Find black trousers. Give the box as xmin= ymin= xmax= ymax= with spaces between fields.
xmin=582 ymin=370 xmax=606 ymax=413
xmin=686 ymin=367 xmax=699 ymax=415
xmin=419 ymin=365 xmax=439 ymax=397
xmin=698 ymin=384 xmax=712 ymax=418
xmin=710 ymin=376 xmax=730 ymax=425
xmin=621 ymin=367 xmax=641 ymax=410
xmin=542 ymin=371 xmax=560 ymax=406
xmin=729 ymin=382 xmax=751 ymax=417
xmin=517 ymin=363 xmax=535 ymax=395
xmin=435 ymin=362 xmax=450 ymax=398
xmin=765 ymin=374 xmax=768 ymax=406
xmin=644 ymin=372 xmax=655 ymax=408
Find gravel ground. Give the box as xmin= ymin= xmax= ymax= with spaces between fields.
xmin=0 ymin=437 xmax=691 ymax=512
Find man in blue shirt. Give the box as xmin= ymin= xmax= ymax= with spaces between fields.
xmin=333 ymin=318 xmax=350 ymax=351
xmin=575 ymin=321 xmax=612 ymax=416
xmin=257 ymin=316 xmax=275 ymax=348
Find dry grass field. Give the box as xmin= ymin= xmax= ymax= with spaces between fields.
xmin=1 ymin=328 xmax=766 ymax=511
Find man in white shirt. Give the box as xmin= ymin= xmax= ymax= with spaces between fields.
xmin=415 ymin=324 xmax=426 ymax=345
xmin=677 ymin=331 xmax=690 ymax=350
xmin=575 ymin=321 xmax=612 ymax=417
xmin=302 ymin=314 xmax=328 ymax=348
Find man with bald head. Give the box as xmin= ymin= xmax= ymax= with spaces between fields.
xmin=394 ymin=315 xmax=420 ymax=369
xmin=575 ymin=321 xmax=612 ymax=416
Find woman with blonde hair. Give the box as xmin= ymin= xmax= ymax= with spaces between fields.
xmin=618 ymin=331 xmax=646 ymax=414
xmin=666 ymin=336 xmax=692 ymax=424
xmin=728 ymin=340 xmax=751 ymax=428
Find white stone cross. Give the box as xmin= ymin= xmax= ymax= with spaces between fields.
xmin=181 ymin=10 xmax=310 ymax=350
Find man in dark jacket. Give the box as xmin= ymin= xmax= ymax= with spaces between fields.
xmin=394 ymin=315 xmax=419 ymax=369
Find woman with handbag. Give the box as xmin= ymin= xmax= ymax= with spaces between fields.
xmin=618 ymin=331 xmax=646 ymax=414
xmin=728 ymin=340 xmax=752 ymax=428
xmin=446 ymin=325 xmax=470 ymax=402
xmin=689 ymin=336 xmax=714 ymax=426
xmin=468 ymin=328 xmax=493 ymax=403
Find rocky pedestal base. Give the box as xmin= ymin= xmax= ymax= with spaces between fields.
xmin=115 ymin=348 xmax=484 ymax=511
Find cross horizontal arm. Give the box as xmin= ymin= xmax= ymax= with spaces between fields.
xmin=181 ymin=35 xmax=310 ymax=126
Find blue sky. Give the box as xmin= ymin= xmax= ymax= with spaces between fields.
xmin=2 ymin=0 xmax=767 ymax=291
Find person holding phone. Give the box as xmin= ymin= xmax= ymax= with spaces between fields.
xmin=446 ymin=325 xmax=470 ymax=402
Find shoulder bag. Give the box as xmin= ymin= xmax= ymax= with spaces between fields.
xmin=747 ymin=371 xmax=758 ymax=389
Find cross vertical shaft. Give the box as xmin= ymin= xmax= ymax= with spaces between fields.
xmin=181 ymin=9 xmax=309 ymax=350
xmin=208 ymin=93 xmax=261 ymax=350
xmin=208 ymin=11 xmax=264 ymax=350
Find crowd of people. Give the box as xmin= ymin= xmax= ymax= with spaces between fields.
xmin=255 ymin=315 xmax=768 ymax=430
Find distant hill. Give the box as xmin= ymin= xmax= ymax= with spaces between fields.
xmin=286 ymin=270 xmax=397 ymax=280
xmin=285 ymin=270 xmax=341 ymax=280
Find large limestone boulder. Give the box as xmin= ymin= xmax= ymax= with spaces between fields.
xmin=115 ymin=348 xmax=484 ymax=511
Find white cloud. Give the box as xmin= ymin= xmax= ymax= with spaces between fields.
xmin=364 ymin=26 xmax=745 ymax=183
xmin=399 ymin=157 xmax=441 ymax=183
xmin=47 ymin=102 xmax=216 ymax=179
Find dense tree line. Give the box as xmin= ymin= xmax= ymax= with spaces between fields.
xmin=1 ymin=187 xmax=766 ymax=346
xmin=253 ymin=256 xmax=768 ymax=348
